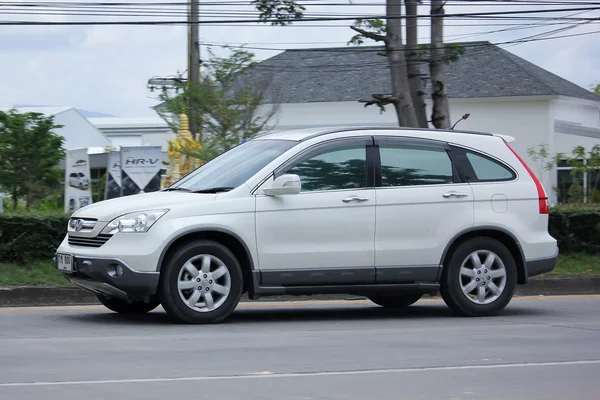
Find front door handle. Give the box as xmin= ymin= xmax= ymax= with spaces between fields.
xmin=442 ymin=191 xmax=469 ymax=199
xmin=342 ymin=195 xmax=370 ymax=203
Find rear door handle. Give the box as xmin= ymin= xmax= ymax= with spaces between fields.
xmin=442 ymin=191 xmax=469 ymax=198
xmin=342 ymin=195 xmax=370 ymax=203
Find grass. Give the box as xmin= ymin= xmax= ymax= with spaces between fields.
xmin=0 ymin=253 xmax=599 ymax=286
xmin=0 ymin=261 xmax=68 ymax=286
xmin=548 ymin=253 xmax=600 ymax=278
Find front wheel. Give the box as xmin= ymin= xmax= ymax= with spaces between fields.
xmin=159 ymin=240 xmax=243 ymax=324
xmin=368 ymin=293 xmax=423 ymax=308
xmin=440 ymin=237 xmax=517 ymax=317
xmin=96 ymin=295 xmax=160 ymax=314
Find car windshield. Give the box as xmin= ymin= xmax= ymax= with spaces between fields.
xmin=168 ymin=139 xmax=297 ymax=192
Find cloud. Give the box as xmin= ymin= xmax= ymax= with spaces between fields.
xmin=0 ymin=1 xmax=597 ymax=118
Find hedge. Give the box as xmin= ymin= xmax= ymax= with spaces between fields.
xmin=0 ymin=213 xmax=70 ymax=264
xmin=1 ymin=208 xmax=599 ymax=264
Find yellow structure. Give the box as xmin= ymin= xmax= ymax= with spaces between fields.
xmin=162 ymin=113 xmax=203 ymax=188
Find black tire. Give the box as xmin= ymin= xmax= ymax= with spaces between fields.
xmin=368 ymin=293 xmax=423 ymax=308
xmin=440 ymin=237 xmax=517 ymax=317
xmin=96 ymin=295 xmax=160 ymax=314
xmin=159 ymin=240 xmax=243 ymax=324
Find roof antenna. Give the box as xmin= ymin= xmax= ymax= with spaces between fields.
xmin=450 ymin=113 xmax=470 ymax=130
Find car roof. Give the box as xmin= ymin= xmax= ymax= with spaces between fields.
xmin=254 ymin=126 xmax=502 ymax=142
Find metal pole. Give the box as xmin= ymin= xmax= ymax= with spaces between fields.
xmin=188 ymin=0 xmax=200 ymax=141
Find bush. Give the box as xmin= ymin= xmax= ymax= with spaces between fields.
xmin=1 ymin=207 xmax=600 ymax=264
xmin=0 ymin=213 xmax=69 ymax=264
xmin=549 ymin=205 xmax=600 ymax=254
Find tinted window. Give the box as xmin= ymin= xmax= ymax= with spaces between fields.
xmin=466 ymin=152 xmax=514 ymax=181
xmin=170 ymin=139 xmax=297 ymax=191
xmin=380 ymin=145 xmax=454 ymax=186
xmin=286 ymin=145 xmax=367 ymax=192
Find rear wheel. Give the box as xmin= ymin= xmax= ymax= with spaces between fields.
xmin=441 ymin=237 xmax=517 ymax=317
xmin=159 ymin=240 xmax=243 ymax=324
xmin=96 ymin=295 xmax=160 ymax=314
xmin=368 ymin=293 xmax=423 ymax=308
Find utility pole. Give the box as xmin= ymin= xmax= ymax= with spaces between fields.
xmin=187 ymin=0 xmax=201 ymax=141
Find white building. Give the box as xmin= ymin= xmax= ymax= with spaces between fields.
xmin=243 ymin=41 xmax=600 ymax=204
xmin=87 ymin=117 xmax=173 ymax=153
xmin=1 ymin=106 xmax=111 ymax=150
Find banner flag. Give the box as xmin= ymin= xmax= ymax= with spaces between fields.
xmin=64 ymin=148 xmax=94 ymax=213
xmin=120 ymin=146 xmax=163 ymax=196
xmin=105 ymin=150 xmax=122 ymax=200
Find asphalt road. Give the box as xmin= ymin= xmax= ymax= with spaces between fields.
xmin=0 ymin=296 xmax=599 ymax=400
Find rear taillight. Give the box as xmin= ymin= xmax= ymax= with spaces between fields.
xmin=505 ymin=141 xmax=548 ymax=214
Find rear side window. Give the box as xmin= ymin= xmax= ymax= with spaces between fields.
xmin=451 ymin=146 xmax=516 ymax=182
xmin=379 ymin=145 xmax=454 ymax=186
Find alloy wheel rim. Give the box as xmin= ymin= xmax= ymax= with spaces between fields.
xmin=459 ymin=250 xmax=507 ymax=305
xmin=177 ymin=254 xmax=231 ymax=313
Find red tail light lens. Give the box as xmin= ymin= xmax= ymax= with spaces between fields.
xmin=505 ymin=141 xmax=548 ymax=214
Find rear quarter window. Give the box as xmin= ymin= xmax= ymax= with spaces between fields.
xmin=451 ymin=147 xmax=516 ymax=182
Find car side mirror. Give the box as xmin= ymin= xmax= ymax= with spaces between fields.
xmin=263 ymin=174 xmax=301 ymax=196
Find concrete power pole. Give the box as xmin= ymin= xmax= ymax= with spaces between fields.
xmin=188 ymin=0 xmax=201 ymax=141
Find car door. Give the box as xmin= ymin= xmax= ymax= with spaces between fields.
xmin=373 ymin=137 xmax=474 ymax=283
xmin=255 ymin=137 xmax=377 ymax=287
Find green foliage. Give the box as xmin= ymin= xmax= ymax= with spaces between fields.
xmin=527 ymin=144 xmax=600 ymax=204
xmin=251 ymin=0 xmax=305 ymax=25
xmin=549 ymin=206 xmax=600 ymax=254
xmin=0 ymin=213 xmax=70 ymax=264
xmin=348 ymin=18 xmax=386 ymax=45
xmin=0 ymin=109 xmax=66 ymax=210
xmin=592 ymin=83 xmax=600 ymax=96
xmin=418 ymin=43 xmax=465 ymax=64
xmin=156 ymin=47 xmax=278 ymax=161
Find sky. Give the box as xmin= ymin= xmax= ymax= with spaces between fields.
xmin=0 ymin=0 xmax=598 ymax=118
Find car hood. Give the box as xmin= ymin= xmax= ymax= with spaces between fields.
xmin=71 ymin=191 xmax=216 ymax=221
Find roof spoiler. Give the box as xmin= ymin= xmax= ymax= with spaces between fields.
xmin=494 ymin=134 xmax=516 ymax=143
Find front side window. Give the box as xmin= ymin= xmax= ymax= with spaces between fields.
xmin=286 ymin=145 xmax=367 ymax=192
xmin=170 ymin=139 xmax=297 ymax=192
xmin=380 ymin=145 xmax=454 ymax=187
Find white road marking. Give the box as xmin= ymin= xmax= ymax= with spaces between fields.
xmin=1 ymin=360 xmax=599 ymax=388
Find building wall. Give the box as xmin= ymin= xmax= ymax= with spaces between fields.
xmin=53 ymin=109 xmax=111 ymax=150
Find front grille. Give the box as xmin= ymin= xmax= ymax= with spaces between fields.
xmin=68 ymin=234 xmax=112 ymax=248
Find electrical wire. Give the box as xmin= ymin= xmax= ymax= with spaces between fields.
xmin=1 ymin=5 xmax=599 ymax=25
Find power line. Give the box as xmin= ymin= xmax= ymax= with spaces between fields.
xmin=1 ymin=6 xmax=600 ymax=25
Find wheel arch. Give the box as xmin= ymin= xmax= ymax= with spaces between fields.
xmin=440 ymin=226 xmax=527 ymax=284
xmin=157 ymin=227 xmax=257 ymax=295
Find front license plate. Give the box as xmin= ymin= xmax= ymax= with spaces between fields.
xmin=57 ymin=254 xmax=73 ymax=272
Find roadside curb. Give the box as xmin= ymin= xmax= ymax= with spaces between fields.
xmin=1 ymin=277 xmax=599 ymax=307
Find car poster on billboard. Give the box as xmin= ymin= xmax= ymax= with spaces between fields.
xmin=64 ymin=148 xmax=93 ymax=213
xmin=105 ymin=150 xmax=122 ymax=199
xmin=120 ymin=146 xmax=163 ymax=196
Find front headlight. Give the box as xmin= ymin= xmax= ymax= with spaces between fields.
xmin=101 ymin=209 xmax=169 ymax=235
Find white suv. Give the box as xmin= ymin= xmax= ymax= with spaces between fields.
xmin=54 ymin=127 xmax=558 ymax=323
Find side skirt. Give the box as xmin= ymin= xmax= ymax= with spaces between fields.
xmin=249 ymin=271 xmax=439 ymax=300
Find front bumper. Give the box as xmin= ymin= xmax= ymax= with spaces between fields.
xmin=53 ymin=255 xmax=159 ymax=301
xmin=525 ymin=248 xmax=559 ymax=279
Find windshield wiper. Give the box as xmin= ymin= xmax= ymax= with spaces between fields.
xmin=192 ymin=187 xmax=234 ymax=194
xmin=162 ymin=187 xmax=191 ymax=192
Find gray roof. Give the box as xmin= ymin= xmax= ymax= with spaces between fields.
xmin=246 ymin=41 xmax=600 ymax=104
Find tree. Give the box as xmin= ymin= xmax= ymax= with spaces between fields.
xmin=0 ymin=109 xmax=65 ymax=210
xmin=593 ymin=83 xmax=600 ymax=96
xmin=349 ymin=10 xmax=418 ymax=127
xmin=429 ymin=0 xmax=450 ymax=129
xmin=244 ymin=1 xmax=457 ymax=128
xmin=155 ymin=47 xmax=279 ymax=161
xmin=349 ymin=1 xmax=456 ymax=129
